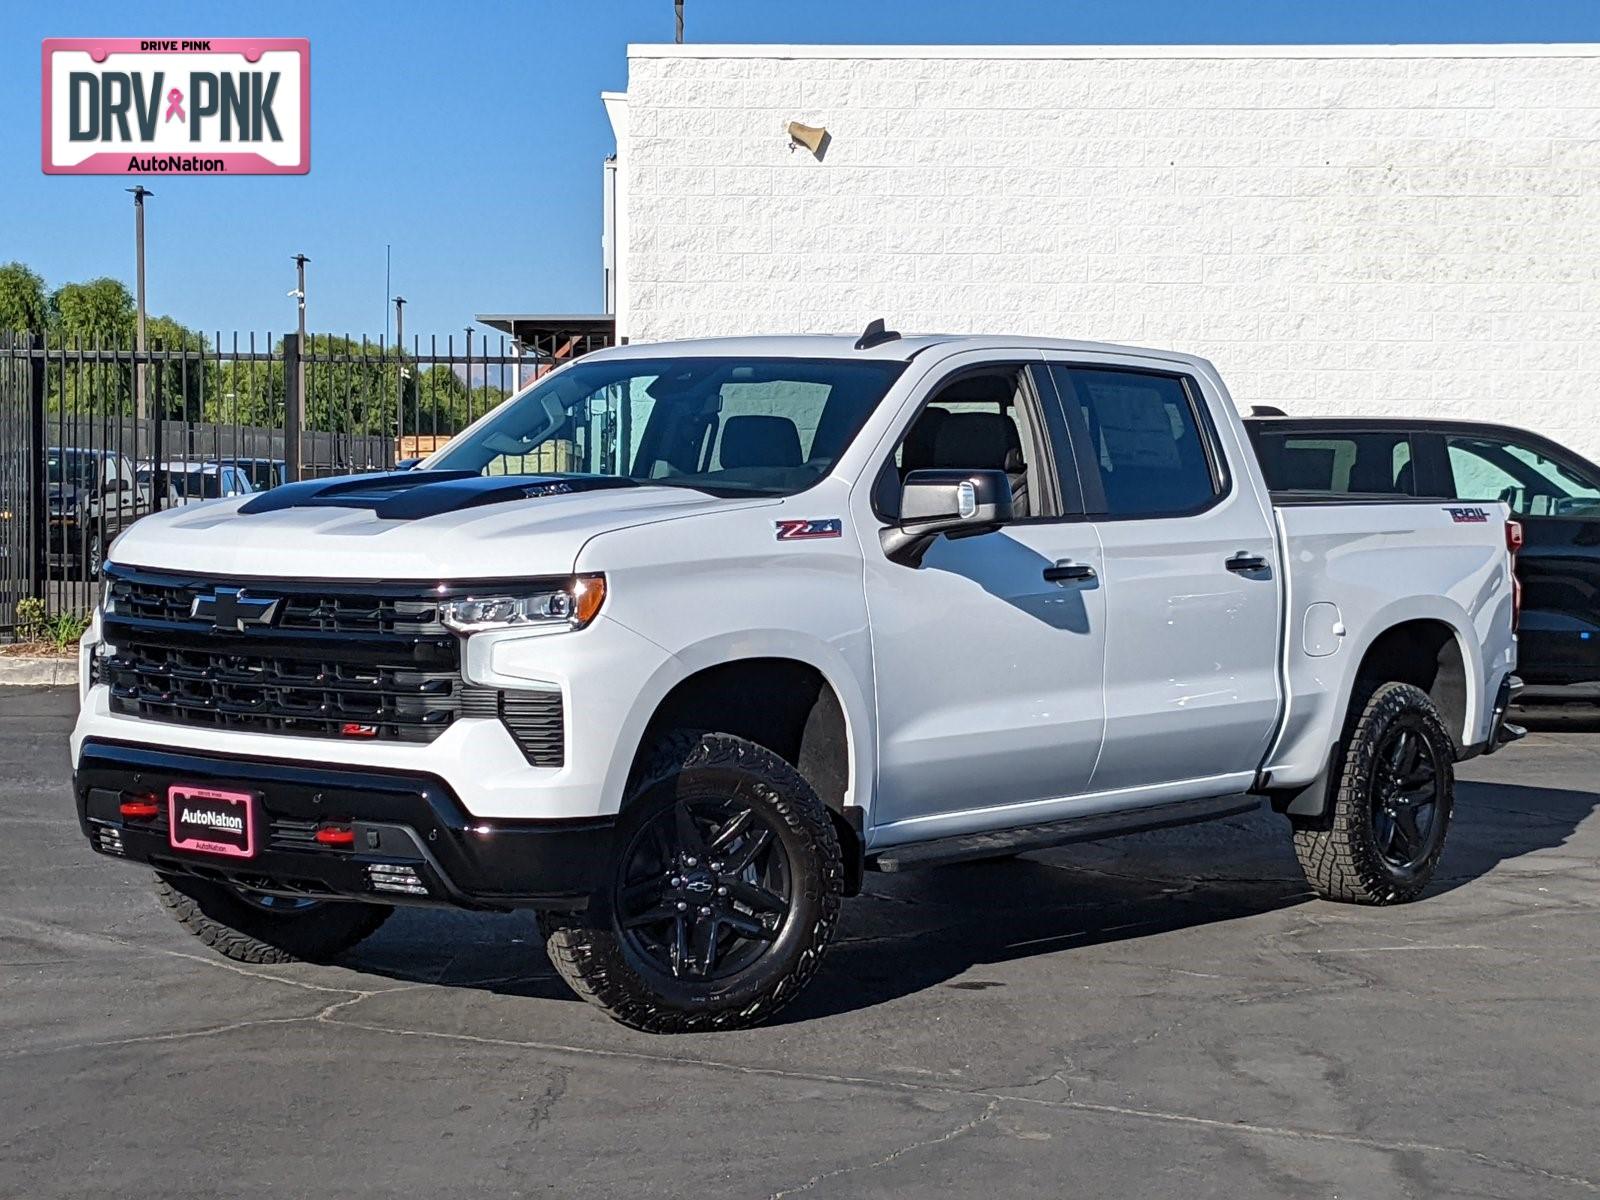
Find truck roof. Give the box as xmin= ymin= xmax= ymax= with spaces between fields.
xmin=583 ymin=332 xmax=1213 ymax=371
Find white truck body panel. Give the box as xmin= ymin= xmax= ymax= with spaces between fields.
xmin=74 ymin=332 xmax=1517 ymax=855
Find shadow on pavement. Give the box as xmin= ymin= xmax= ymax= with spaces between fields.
xmin=334 ymin=779 xmax=1600 ymax=1025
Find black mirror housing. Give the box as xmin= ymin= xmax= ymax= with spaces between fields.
xmin=881 ymin=468 xmax=1014 ymax=565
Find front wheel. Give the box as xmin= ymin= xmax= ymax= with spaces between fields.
xmin=155 ymin=872 xmax=392 ymax=964
xmin=1290 ymin=681 xmax=1455 ymax=904
xmin=541 ymin=731 xmax=844 ymax=1033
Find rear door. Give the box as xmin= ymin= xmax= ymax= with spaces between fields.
xmin=1039 ymin=357 xmax=1282 ymax=797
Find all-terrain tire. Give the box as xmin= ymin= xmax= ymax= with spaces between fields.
xmin=540 ymin=731 xmax=844 ymax=1033
xmin=155 ymin=872 xmax=392 ymax=964
xmin=1290 ymin=681 xmax=1455 ymax=905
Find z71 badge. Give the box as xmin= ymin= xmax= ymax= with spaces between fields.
xmin=1446 ymin=506 xmax=1491 ymax=523
xmin=775 ymin=518 xmax=843 ymax=541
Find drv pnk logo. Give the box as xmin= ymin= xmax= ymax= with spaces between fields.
xmin=43 ymin=38 xmax=309 ymax=175
xmin=775 ymin=518 xmax=843 ymax=541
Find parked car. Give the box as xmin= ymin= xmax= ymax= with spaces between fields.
xmin=73 ymin=330 xmax=1519 ymax=1032
xmin=231 ymin=457 xmax=288 ymax=491
xmin=1247 ymin=416 xmax=1600 ymax=695
xmin=137 ymin=461 xmax=256 ymax=508
xmin=48 ymin=446 xmax=150 ymax=578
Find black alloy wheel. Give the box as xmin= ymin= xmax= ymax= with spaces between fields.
xmin=539 ymin=731 xmax=844 ymax=1032
xmin=614 ymin=794 xmax=794 ymax=982
xmin=1290 ymin=680 xmax=1456 ymax=905
xmin=1370 ymin=723 xmax=1446 ymax=871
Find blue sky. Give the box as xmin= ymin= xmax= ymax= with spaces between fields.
xmin=6 ymin=0 xmax=1600 ymax=342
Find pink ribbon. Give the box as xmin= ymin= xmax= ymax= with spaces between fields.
xmin=164 ymin=88 xmax=185 ymax=123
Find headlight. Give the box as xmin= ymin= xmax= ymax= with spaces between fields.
xmin=99 ymin=576 xmax=117 ymax=615
xmin=439 ymin=574 xmax=606 ymax=633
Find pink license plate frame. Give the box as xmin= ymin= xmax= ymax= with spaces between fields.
xmin=168 ymin=785 xmax=257 ymax=858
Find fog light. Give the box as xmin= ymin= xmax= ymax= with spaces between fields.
xmin=367 ymin=863 xmax=429 ymax=896
xmin=94 ymin=823 xmax=125 ymax=856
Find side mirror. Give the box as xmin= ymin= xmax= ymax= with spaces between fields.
xmin=880 ymin=469 xmax=1013 ymax=566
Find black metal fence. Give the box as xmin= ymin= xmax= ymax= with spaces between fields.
xmin=0 ymin=327 xmax=612 ymax=634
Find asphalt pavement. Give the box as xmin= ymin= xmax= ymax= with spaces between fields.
xmin=3 ymin=686 xmax=1597 ymax=1198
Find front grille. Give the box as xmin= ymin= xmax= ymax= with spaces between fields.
xmin=102 ymin=567 xmax=463 ymax=744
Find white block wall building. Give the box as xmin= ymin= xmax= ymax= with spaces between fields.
xmin=604 ymin=44 xmax=1600 ymax=458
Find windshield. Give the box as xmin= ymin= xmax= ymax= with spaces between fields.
xmin=427 ymin=356 xmax=906 ymax=497
xmin=47 ymin=450 xmax=99 ymax=489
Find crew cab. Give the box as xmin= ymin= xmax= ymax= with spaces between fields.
xmin=138 ymin=460 xmax=257 ymax=508
xmin=72 ymin=328 xmax=1520 ymax=1032
xmin=49 ymin=446 xmax=149 ymax=578
xmin=1246 ymin=414 xmax=1600 ymax=698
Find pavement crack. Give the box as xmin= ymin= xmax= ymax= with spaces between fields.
xmin=314 ymin=1014 xmax=1598 ymax=1193
xmin=766 ymin=1098 xmax=1000 ymax=1199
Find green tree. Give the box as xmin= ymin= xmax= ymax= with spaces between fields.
xmin=0 ymin=261 xmax=47 ymax=335
xmin=50 ymin=277 xmax=136 ymax=346
xmin=146 ymin=316 xmax=209 ymax=421
xmin=302 ymin=334 xmax=410 ymax=435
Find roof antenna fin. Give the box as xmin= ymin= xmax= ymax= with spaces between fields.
xmin=854 ymin=318 xmax=901 ymax=351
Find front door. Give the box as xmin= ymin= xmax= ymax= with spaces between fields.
xmin=1039 ymin=357 xmax=1282 ymax=797
xmin=863 ymin=358 xmax=1108 ymax=842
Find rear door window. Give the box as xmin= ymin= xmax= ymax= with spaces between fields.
xmin=1251 ymin=431 xmax=1416 ymax=496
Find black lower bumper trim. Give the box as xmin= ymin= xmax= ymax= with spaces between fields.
xmin=74 ymin=739 xmax=614 ymax=910
xmin=1480 ymin=674 xmax=1525 ymax=757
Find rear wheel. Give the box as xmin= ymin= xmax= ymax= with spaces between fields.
xmin=541 ymin=731 xmax=843 ymax=1033
xmin=154 ymin=872 xmax=392 ymax=964
xmin=1290 ymin=681 xmax=1455 ymax=904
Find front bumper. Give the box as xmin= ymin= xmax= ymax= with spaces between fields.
xmin=74 ymin=739 xmax=614 ymax=910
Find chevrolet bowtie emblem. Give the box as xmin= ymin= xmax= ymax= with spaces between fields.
xmin=191 ymin=587 xmax=281 ymax=632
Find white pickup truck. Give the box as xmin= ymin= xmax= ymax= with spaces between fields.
xmin=72 ymin=326 xmax=1521 ymax=1032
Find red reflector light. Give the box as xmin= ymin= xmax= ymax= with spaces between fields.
xmin=1506 ymin=519 xmax=1524 ymax=553
xmin=314 ymin=824 xmax=355 ymax=847
xmin=119 ymin=795 xmax=160 ymax=819
xmin=341 ymin=723 xmax=378 ymax=738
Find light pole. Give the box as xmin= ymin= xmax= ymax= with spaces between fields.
xmin=675 ymin=0 xmax=683 ymax=43
xmin=392 ymin=295 xmax=407 ymax=460
xmin=291 ymin=253 xmax=308 ymax=431
xmin=127 ymin=186 xmax=153 ymax=423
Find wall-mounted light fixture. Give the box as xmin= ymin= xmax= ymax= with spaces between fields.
xmin=787 ymin=121 xmax=830 ymax=159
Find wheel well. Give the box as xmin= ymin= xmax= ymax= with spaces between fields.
xmin=1353 ymin=620 xmax=1469 ymax=751
xmin=635 ymin=658 xmax=862 ymax=893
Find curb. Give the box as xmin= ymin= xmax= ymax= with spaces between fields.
xmin=0 ymin=657 xmax=79 ymax=686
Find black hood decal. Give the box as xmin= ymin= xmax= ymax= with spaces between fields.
xmin=236 ymin=471 xmax=642 ymax=520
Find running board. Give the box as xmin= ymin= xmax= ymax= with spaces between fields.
xmin=867 ymin=794 xmax=1261 ymax=873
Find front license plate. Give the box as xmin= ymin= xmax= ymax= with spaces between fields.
xmin=168 ymin=785 xmax=256 ymax=858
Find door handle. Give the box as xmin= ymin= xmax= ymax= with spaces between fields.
xmin=1043 ymin=560 xmax=1096 ymax=583
xmin=1225 ymin=551 xmax=1269 ymax=573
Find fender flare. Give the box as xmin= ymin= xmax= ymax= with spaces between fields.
xmin=599 ymin=628 xmax=875 ymax=822
xmin=1271 ymin=599 xmax=1482 ymax=818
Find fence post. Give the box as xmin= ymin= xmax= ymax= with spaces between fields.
xmin=26 ymin=334 xmax=46 ymax=603
xmin=282 ymin=332 xmax=302 ymax=482
xmin=150 ymin=341 xmax=164 ymax=514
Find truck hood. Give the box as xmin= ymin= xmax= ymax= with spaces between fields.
xmin=108 ymin=471 xmax=772 ymax=579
